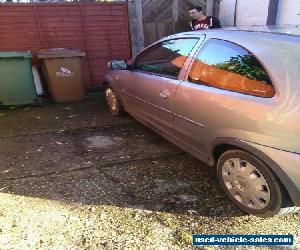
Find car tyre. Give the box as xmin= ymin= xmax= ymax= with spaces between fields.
xmin=217 ymin=150 xmax=297 ymax=217
xmin=105 ymin=86 xmax=125 ymax=116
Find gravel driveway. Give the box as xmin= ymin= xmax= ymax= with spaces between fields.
xmin=0 ymin=92 xmax=299 ymax=250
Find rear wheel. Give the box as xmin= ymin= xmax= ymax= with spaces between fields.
xmin=105 ymin=86 xmax=125 ymax=116
xmin=217 ymin=150 xmax=298 ymax=217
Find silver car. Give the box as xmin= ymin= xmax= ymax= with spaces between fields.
xmin=103 ymin=27 xmax=300 ymax=217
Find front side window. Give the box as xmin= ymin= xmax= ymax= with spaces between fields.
xmin=134 ymin=38 xmax=198 ymax=78
xmin=188 ymin=39 xmax=274 ymax=97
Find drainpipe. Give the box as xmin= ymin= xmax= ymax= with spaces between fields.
xmin=233 ymin=0 xmax=238 ymax=27
xmin=267 ymin=0 xmax=280 ymax=25
xmin=207 ymin=0 xmax=214 ymax=17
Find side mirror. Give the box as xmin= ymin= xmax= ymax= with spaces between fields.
xmin=108 ymin=59 xmax=128 ymax=70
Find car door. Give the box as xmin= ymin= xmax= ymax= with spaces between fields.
xmin=119 ymin=38 xmax=199 ymax=136
xmin=173 ymin=38 xmax=275 ymax=161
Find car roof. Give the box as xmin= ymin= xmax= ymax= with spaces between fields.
xmin=224 ymin=25 xmax=300 ymax=37
xmin=168 ymin=25 xmax=300 ymax=40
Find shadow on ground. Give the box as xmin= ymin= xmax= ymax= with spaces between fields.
xmin=0 ymin=92 xmax=244 ymax=218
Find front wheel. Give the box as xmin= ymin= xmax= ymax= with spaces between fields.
xmin=217 ymin=150 xmax=296 ymax=217
xmin=105 ymin=86 xmax=125 ymax=116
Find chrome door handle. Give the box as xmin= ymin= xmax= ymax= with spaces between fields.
xmin=159 ymin=90 xmax=170 ymax=99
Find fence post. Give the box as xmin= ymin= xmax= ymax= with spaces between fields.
xmin=33 ymin=5 xmax=45 ymax=48
xmin=79 ymin=3 xmax=94 ymax=85
xmin=172 ymin=0 xmax=179 ymax=32
xmin=172 ymin=0 xmax=179 ymax=22
xmin=127 ymin=0 xmax=145 ymax=55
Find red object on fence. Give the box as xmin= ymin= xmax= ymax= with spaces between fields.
xmin=0 ymin=2 xmax=131 ymax=88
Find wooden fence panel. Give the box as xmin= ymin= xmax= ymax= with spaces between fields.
xmin=0 ymin=2 xmax=131 ymax=88
xmin=141 ymin=0 xmax=206 ymax=46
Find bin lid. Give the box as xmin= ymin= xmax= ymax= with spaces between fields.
xmin=0 ymin=52 xmax=32 ymax=59
xmin=37 ymin=48 xmax=86 ymax=58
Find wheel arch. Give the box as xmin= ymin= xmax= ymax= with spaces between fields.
xmin=209 ymin=137 xmax=296 ymax=206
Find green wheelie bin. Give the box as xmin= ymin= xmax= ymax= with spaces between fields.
xmin=0 ymin=52 xmax=38 ymax=106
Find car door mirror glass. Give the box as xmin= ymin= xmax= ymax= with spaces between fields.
xmin=108 ymin=60 xmax=128 ymax=70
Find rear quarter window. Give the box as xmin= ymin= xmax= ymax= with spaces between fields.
xmin=188 ymin=39 xmax=275 ymax=97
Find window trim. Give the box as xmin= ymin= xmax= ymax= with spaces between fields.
xmin=131 ymin=37 xmax=200 ymax=79
xmin=185 ymin=38 xmax=276 ymax=98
